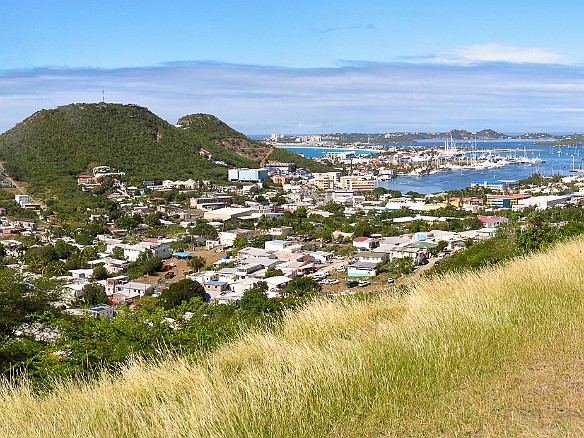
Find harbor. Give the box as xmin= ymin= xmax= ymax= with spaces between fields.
xmin=281 ymin=139 xmax=584 ymax=194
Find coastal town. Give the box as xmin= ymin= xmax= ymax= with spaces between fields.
xmin=2 ymin=144 xmax=584 ymax=319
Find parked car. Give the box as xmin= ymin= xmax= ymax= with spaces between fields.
xmin=357 ymin=280 xmax=370 ymax=287
xmin=387 ymin=277 xmax=395 ymax=284
xmin=164 ymin=271 xmax=175 ymax=279
xmin=346 ymin=280 xmax=359 ymax=288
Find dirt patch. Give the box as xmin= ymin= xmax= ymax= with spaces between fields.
xmin=136 ymin=247 xmax=227 ymax=289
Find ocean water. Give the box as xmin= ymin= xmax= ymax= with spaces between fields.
xmin=282 ymin=139 xmax=583 ymax=194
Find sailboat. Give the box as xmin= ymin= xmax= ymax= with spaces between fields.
xmin=569 ymin=154 xmax=581 ymax=173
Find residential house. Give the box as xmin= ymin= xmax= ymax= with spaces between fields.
xmin=204 ymin=207 xmax=256 ymax=222
xmin=477 ymin=215 xmax=509 ymax=228
xmin=111 ymin=281 xmax=154 ymax=304
xmin=264 ymin=239 xmax=294 ymax=252
xmin=347 ymin=261 xmax=378 ymax=277
xmin=219 ymin=228 xmax=262 ymax=247
xmin=353 ymin=236 xmax=379 ymax=250
xmin=105 ymin=276 xmax=130 ymax=295
xmin=265 ymin=276 xmax=291 ymax=295
xmin=203 ymin=281 xmax=230 ymax=301
xmin=357 ymin=252 xmax=389 ymax=264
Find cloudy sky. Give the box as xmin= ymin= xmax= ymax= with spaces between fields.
xmin=2 ymin=0 xmax=584 ymax=135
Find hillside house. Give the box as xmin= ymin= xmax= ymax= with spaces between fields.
xmin=357 ymin=252 xmax=389 ymax=264
xmin=111 ymin=281 xmax=154 ymax=304
xmin=203 ymin=281 xmax=230 ymax=301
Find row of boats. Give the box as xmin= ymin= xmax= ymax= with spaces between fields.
xmin=397 ymin=151 xmax=546 ymax=177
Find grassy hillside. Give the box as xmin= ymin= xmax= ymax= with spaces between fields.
xmin=266 ymin=146 xmax=337 ymax=173
xmin=0 ymin=104 xmax=230 ymax=210
xmin=1 ymin=239 xmax=583 ymax=436
xmin=179 ymin=113 xmax=335 ymax=173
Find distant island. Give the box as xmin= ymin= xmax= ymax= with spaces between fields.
xmin=265 ymin=129 xmax=584 ymax=145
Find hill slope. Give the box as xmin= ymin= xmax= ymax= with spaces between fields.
xmin=0 ymin=104 xmax=333 ymax=212
xmin=0 ymin=104 xmax=230 ymax=210
xmin=178 ymin=113 xmax=335 ymax=172
xmin=1 ymin=239 xmax=582 ymax=436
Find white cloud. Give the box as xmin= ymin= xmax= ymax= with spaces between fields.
xmin=453 ymin=43 xmax=567 ymax=64
xmin=1 ymin=60 xmax=584 ymax=134
xmin=411 ymin=43 xmax=568 ymax=65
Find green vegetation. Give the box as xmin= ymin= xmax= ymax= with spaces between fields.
xmin=0 ymin=262 xmax=323 ymax=386
xmin=431 ymin=205 xmax=584 ymax=275
xmin=1 ymin=239 xmax=582 ymax=436
xmin=0 ymin=104 xmax=333 ymax=214
xmin=0 ymin=104 xmax=223 ymax=212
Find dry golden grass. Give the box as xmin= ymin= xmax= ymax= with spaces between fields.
xmin=1 ymin=239 xmax=583 ymax=437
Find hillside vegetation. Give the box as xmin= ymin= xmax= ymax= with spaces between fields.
xmin=0 ymin=104 xmax=333 ymax=212
xmin=179 ymin=113 xmax=335 ymax=172
xmin=1 ymin=239 xmax=583 ymax=436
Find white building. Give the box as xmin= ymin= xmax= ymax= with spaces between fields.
xmin=15 ymin=194 xmax=30 ymax=206
xmin=515 ymin=195 xmax=573 ymax=210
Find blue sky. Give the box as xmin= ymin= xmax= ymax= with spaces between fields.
xmin=2 ymin=0 xmax=584 ymax=134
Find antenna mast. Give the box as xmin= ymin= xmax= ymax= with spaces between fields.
xmin=102 ymin=90 xmax=105 ymax=102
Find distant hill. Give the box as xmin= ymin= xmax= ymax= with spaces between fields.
xmin=0 ymin=103 xmax=332 ymax=212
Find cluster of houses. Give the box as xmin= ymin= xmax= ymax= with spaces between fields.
xmin=5 ymin=157 xmax=584 ymax=321
xmin=347 ymin=215 xmax=506 ymax=276
xmin=46 ymin=234 xmax=180 ymax=316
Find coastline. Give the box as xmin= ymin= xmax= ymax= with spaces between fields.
xmin=275 ymin=144 xmax=381 ymax=153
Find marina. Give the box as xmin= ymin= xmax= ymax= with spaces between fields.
xmin=281 ymin=139 xmax=584 ymax=194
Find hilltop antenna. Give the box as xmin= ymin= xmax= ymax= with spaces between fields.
xmin=102 ymin=89 xmax=105 ymax=102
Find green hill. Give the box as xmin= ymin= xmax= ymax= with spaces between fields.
xmin=178 ymin=113 xmax=335 ymax=172
xmin=0 ymin=103 xmax=333 ymax=212
xmin=1 ymin=239 xmax=582 ymax=436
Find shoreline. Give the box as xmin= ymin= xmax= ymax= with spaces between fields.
xmin=275 ymin=145 xmax=381 ymax=153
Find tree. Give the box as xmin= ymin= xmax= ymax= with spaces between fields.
xmin=353 ymin=220 xmax=372 ymax=237
xmin=191 ymin=222 xmax=218 ymax=240
xmin=158 ymin=279 xmax=205 ymax=310
xmin=144 ymin=212 xmax=162 ymax=227
xmin=187 ymin=255 xmax=206 ymax=272
xmin=127 ymin=250 xmax=163 ymax=279
xmin=515 ymin=224 xmax=558 ymax=254
xmin=112 ymin=246 xmax=125 ymax=260
xmin=265 ymin=266 xmax=284 ymax=278
xmin=282 ymin=276 xmax=321 ymax=301
xmin=81 ymin=283 xmax=108 ymax=305
xmin=0 ymin=269 xmax=59 ymax=375
xmin=295 ymin=207 xmax=308 ymax=218
xmin=323 ymin=201 xmax=344 ymax=215
xmin=141 ymin=255 xmax=163 ymax=276
xmin=92 ymin=265 xmax=109 ymax=280
xmin=238 ymin=282 xmax=279 ymax=319
xmin=54 ymin=239 xmax=77 ymax=259
xmin=249 ymin=235 xmax=271 ymax=248
xmin=233 ymin=236 xmax=248 ymax=250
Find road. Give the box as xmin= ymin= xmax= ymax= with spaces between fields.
xmin=394 ymin=257 xmax=438 ymax=287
